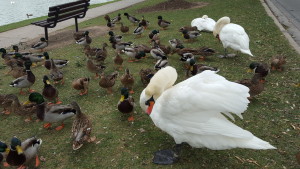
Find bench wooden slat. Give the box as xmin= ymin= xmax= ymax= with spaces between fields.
xmin=48 ymin=3 xmax=88 ymax=17
xmin=47 ymin=9 xmax=86 ymax=23
xmin=49 ymin=0 xmax=89 ymax=11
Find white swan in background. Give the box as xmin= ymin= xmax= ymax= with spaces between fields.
xmin=213 ymin=16 xmax=253 ymax=58
xmin=191 ymin=15 xmax=216 ymax=32
xmin=140 ymin=66 xmax=276 ymax=165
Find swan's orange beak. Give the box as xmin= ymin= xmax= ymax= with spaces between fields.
xmin=146 ymin=101 xmax=155 ymax=115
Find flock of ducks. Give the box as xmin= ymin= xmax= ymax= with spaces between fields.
xmin=0 ymin=10 xmax=290 ymax=167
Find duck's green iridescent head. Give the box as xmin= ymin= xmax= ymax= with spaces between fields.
xmin=136 ymin=51 xmax=145 ymax=59
xmin=12 ymin=45 xmax=18 ymax=51
xmin=84 ymin=31 xmax=89 ymax=35
xmin=0 ymin=48 xmax=6 ymax=53
xmin=10 ymin=137 xmax=23 ymax=154
xmin=182 ymin=30 xmax=188 ymax=34
xmin=43 ymin=52 xmax=49 ymax=59
xmin=14 ymin=53 xmax=22 ymax=59
xmin=28 ymin=92 xmax=45 ymax=104
xmin=0 ymin=141 xmax=8 ymax=152
xmin=158 ymin=16 xmax=162 ymax=20
xmin=189 ymin=58 xmax=196 ymax=66
xmin=24 ymin=60 xmax=33 ymax=69
xmin=108 ymin=31 xmax=114 ymax=36
xmin=40 ymin=37 xmax=46 ymax=42
xmin=120 ymin=88 xmax=129 ymax=101
xmin=249 ymin=62 xmax=259 ymax=70
xmin=152 ymin=30 xmax=159 ymax=34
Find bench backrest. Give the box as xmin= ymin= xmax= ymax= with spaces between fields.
xmin=47 ymin=0 xmax=90 ymax=23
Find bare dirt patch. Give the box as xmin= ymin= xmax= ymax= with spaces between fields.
xmin=137 ymin=0 xmax=209 ymax=13
xmin=20 ymin=26 xmax=109 ymax=52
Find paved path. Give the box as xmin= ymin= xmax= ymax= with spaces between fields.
xmin=0 ymin=0 xmax=145 ymax=48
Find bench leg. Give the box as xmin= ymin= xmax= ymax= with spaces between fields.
xmin=75 ymin=17 xmax=78 ymax=32
xmin=44 ymin=27 xmax=49 ymax=41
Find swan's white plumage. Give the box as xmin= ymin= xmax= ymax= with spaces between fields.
xmin=191 ymin=15 xmax=216 ymax=32
xmin=140 ymin=66 xmax=275 ymax=150
xmin=213 ymin=16 xmax=253 ymax=56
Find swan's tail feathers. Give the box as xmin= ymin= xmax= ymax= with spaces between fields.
xmin=244 ymin=136 xmax=276 ymax=150
xmin=241 ymin=49 xmax=254 ymax=57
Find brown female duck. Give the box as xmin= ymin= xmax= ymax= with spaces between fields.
xmin=49 ymin=59 xmax=64 ymax=84
xmin=86 ymin=59 xmax=106 ymax=79
xmin=236 ymin=73 xmax=265 ymax=99
xmin=72 ymin=77 xmax=90 ymax=95
xmin=99 ymin=71 xmax=119 ymax=94
xmin=120 ymin=68 xmax=135 ymax=94
xmin=42 ymin=75 xmax=61 ymax=104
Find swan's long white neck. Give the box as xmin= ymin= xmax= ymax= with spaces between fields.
xmin=145 ymin=66 xmax=177 ymax=100
xmin=213 ymin=16 xmax=230 ymax=37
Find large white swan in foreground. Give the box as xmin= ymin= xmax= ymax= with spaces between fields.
xmin=191 ymin=15 xmax=216 ymax=32
xmin=140 ymin=66 xmax=275 ymax=165
xmin=213 ymin=16 xmax=253 ymax=58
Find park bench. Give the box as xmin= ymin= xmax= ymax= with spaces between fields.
xmin=31 ymin=0 xmax=90 ymax=40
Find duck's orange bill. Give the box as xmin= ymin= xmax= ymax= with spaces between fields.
xmin=146 ymin=102 xmax=155 ymax=115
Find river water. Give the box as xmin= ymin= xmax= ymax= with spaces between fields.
xmin=0 ymin=0 xmax=113 ymax=26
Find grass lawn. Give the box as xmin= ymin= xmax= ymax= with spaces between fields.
xmin=1 ymin=0 xmax=299 ymax=168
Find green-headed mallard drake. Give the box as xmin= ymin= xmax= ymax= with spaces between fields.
xmin=12 ymin=46 xmax=44 ymax=67
xmin=9 ymin=60 xmax=35 ymax=95
xmin=114 ymin=41 xmax=133 ymax=53
xmin=111 ymin=13 xmax=121 ymax=24
xmin=73 ymin=31 xmax=85 ymax=41
xmin=118 ymin=87 xmax=135 ymax=122
xmin=76 ymin=31 xmax=92 ymax=46
xmin=25 ymin=92 xmax=76 ymax=130
xmin=106 ymin=20 xmax=115 ymax=30
xmin=271 ymin=55 xmax=286 ymax=71
xmin=149 ymin=30 xmax=160 ymax=43
xmin=236 ymin=73 xmax=265 ymax=99
xmin=139 ymin=68 xmax=156 ymax=86
xmin=185 ymin=58 xmax=219 ymax=77
xmin=174 ymin=46 xmax=216 ymax=61
xmin=123 ymin=47 xmax=145 ymax=62
xmin=168 ymin=39 xmax=185 ymax=54
xmin=150 ymin=46 xmax=166 ymax=60
xmin=43 ymin=52 xmax=69 ymax=70
xmin=49 ymin=59 xmax=64 ymax=84
xmin=108 ymin=31 xmax=122 ymax=44
xmin=182 ymin=30 xmax=201 ymax=42
xmin=71 ymin=101 xmax=92 ymax=150
xmin=72 ymin=77 xmax=90 ymax=95
xmin=0 ymin=141 xmax=8 ymax=164
xmin=248 ymin=62 xmax=269 ymax=81
xmin=42 ymin=75 xmax=61 ymax=104
xmin=86 ymin=59 xmax=106 ymax=79
xmin=113 ymin=53 xmax=124 ymax=70
xmin=154 ymin=55 xmax=168 ymax=70
xmin=120 ymin=22 xmax=129 ymax=34
xmin=0 ymin=94 xmax=20 ymax=115
xmin=120 ymin=68 xmax=135 ymax=94
xmin=124 ymin=13 xmax=140 ymax=25
xmin=179 ymin=26 xmax=198 ymax=32
xmin=31 ymin=37 xmax=48 ymax=52
xmin=133 ymin=23 xmax=144 ymax=38
xmin=139 ymin=16 xmax=150 ymax=29
xmin=99 ymin=71 xmax=119 ymax=94
xmin=6 ymin=136 xmax=42 ymax=168
xmin=158 ymin=16 xmax=171 ymax=30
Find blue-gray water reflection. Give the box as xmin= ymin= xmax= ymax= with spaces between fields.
xmin=0 ymin=0 xmax=113 ymax=26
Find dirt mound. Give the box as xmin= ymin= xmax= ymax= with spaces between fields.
xmin=137 ymin=0 xmax=209 ymax=13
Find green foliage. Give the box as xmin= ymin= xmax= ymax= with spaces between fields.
xmin=0 ymin=0 xmax=299 ymax=168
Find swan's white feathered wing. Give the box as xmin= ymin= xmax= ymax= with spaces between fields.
xmin=220 ymin=23 xmax=253 ymax=56
xmin=143 ymin=70 xmax=275 ymax=150
xmin=191 ymin=16 xmax=216 ymax=32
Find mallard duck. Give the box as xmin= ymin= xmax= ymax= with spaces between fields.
xmin=158 ymin=16 xmax=171 ymax=30
xmin=178 ymin=26 xmax=198 ymax=32
xmin=93 ymin=43 xmax=108 ymax=64
xmin=180 ymin=52 xmax=194 ymax=62
xmin=168 ymin=39 xmax=185 ymax=51
xmin=134 ymin=44 xmax=152 ymax=54
xmin=123 ymin=47 xmax=145 ymax=62
xmin=0 ymin=94 xmax=20 ymax=115
xmin=104 ymin=14 xmax=111 ymax=22
xmin=43 ymin=52 xmax=69 ymax=70
xmin=133 ymin=23 xmax=144 ymax=38
xmin=1 ymin=52 xmax=25 ymax=73
xmin=139 ymin=16 xmax=150 ymax=29
xmin=49 ymin=59 xmax=64 ymax=84
xmin=72 ymin=77 xmax=90 ymax=95
xmin=120 ymin=22 xmax=129 ymax=34
xmin=114 ymin=41 xmax=133 ymax=54
xmin=86 ymin=59 xmax=106 ymax=78
xmin=99 ymin=71 xmax=119 ymax=94
xmin=111 ymin=13 xmax=121 ymax=23
xmin=71 ymin=101 xmax=92 ymax=150
xmin=185 ymin=58 xmax=219 ymax=77
xmin=84 ymin=45 xmax=100 ymax=58
xmin=76 ymin=31 xmax=92 ymax=46
xmin=154 ymin=56 xmax=168 ymax=70
xmin=10 ymin=60 xmax=35 ymax=95
xmin=191 ymin=15 xmax=216 ymax=32
xmin=113 ymin=53 xmax=124 ymax=70
xmin=149 ymin=30 xmax=160 ymax=42
xmin=213 ymin=16 xmax=253 ymax=58
xmin=73 ymin=31 xmax=85 ymax=41
xmin=271 ymin=55 xmax=286 ymax=71
xmin=236 ymin=73 xmax=265 ymax=99
xmin=23 ymin=54 xmax=44 ymax=67
xmin=139 ymin=68 xmax=156 ymax=86
xmin=174 ymin=46 xmax=216 ymax=61
xmin=248 ymin=62 xmax=269 ymax=81
xmin=118 ymin=88 xmax=135 ymax=122
xmin=182 ymin=30 xmax=201 ymax=42
xmin=108 ymin=31 xmax=122 ymax=44
xmin=25 ymin=92 xmax=76 ymax=130
xmin=150 ymin=46 xmax=166 ymax=60
xmin=151 ymin=40 xmax=171 ymax=55
xmin=31 ymin=37 xmax=48 ymax=52
xmin=6 ymin=136 xmax=42 ymax=168
xmin=42 ymin=75 xmax=61 ymax=104
xmin=106 ymin=20 xmax=115 ymax=30
xmin=120 ymin=68 xmax=135 ymax=94
xmin=8 ymin=64 xmax=26 ymax=79
xmin=139 ymin=66 xmax=275 ymax=165
xmin=0 ymin=141 xmax=8 ymax=164
xmin=124 ymin=12 xmax=140 ymax=25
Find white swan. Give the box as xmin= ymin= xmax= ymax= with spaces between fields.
xmin=213 ymin=16 xmax=253 ymax=58
xmin=140 ymin=66 xmax=275 ymax=164
xmin=191 ymin=15 xmax=216 ymax=32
